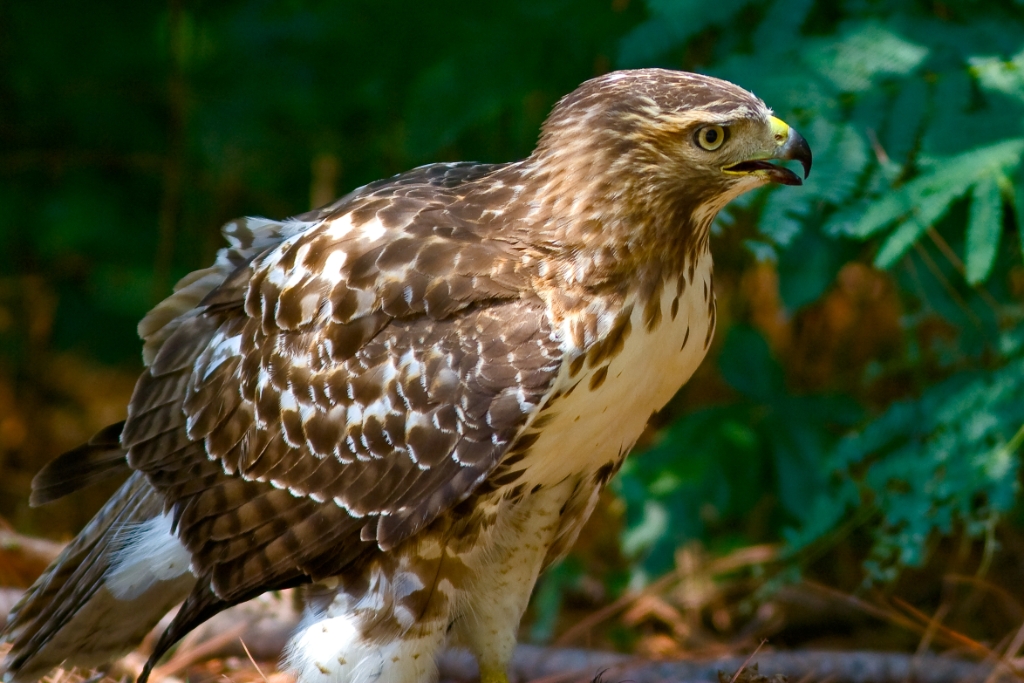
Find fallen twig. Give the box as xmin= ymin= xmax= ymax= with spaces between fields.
xmin=436 ymin=646 xmax=1013 ymax=683
xmin=0 ymin=530 xmax=65 ymax=588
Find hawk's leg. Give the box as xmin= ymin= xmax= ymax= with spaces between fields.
xmin=452 ymin=480 xmax=574 ymax=683
xmin=479 ymin=664 xmax=511 ymax=683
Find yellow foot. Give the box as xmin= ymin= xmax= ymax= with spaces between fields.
xmin=479 ymin=664 xmax=509 ymax=683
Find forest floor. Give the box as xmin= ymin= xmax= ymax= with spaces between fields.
xmin=1 ymin=528 xmax=1021 ymax=683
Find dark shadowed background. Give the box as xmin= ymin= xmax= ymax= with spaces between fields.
xmin=3 ymin=0 xmax=1024 ymax=657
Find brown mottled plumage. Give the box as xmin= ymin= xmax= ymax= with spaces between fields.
xmin=1 ymin=69 xmax=810 ymax=683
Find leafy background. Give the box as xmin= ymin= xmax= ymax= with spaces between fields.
xmin=3 ymin=0 xmax=1024 ymax=659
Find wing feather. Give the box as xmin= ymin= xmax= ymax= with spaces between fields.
xmin=120 ymin=162 xmax=563 ymax=676
xmin=12 ymin=161 xmax=543 ymax=683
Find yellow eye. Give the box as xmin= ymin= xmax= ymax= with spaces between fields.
xmin=695 ymin=125 xmax=726 ymax=151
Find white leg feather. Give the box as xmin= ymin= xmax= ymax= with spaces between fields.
xmin=284 ymin=611 xmax=443 ymax=683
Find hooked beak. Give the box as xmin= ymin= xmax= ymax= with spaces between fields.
xmin=724 ymin=116 xmax=812 ymax=186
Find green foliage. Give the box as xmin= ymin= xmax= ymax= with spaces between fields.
xmin=616 ymin=327 xmax=860 ymax=577
xmin=0 ymin=0 xmax=641 ymax=363
xmin=785 ymin=332 xmax=1024 ymax=581
xmin=618 ymin=0 xmax=1024 ymax=583
xmin=845 ymin=140 xmax=1023 ymax=269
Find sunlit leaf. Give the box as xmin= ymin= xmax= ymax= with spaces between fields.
xmin=874 ymin=216 xmax=929 ymax=269
xmin=970 ymin=48 xmax=1024 ymax=103
xmin=621 ymin=500 xmax=669 ymax=558
xmin=803 ymin=21 xmax=928 ymax=93
xmin=854 ymin=139 xmax=1024 ymax=261
xmin=743 ymin=239 xmax=777 ymax=263
xmin=964 ymin=172 xmax=1004 ymax=284
xmin=806 ymin=120 xmax=870 ymax=204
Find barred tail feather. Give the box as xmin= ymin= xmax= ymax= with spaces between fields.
xmin=2 ymin=473 xmax=195 ymax=683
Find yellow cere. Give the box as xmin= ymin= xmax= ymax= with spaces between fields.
xmin=769 ymin=116 xmax=791 ymax=144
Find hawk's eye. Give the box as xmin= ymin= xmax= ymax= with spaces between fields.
xmin=695 ymin=125 xmax=727 ymax=151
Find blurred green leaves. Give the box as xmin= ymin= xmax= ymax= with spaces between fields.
xmin=786 ymin=350 xmax=1024 ymax=580
xmin=848 ymin=140 xmax=1023 ymax=269
xmin=804 ymin=22 xmax=929 ymax=93
xmin=618 ymin=0 xmax=1024 ymax=585
xmin=619 ymin=0 xmax=757 ymax=68
xmin=0 ymin=0 xmax=642 ymax=362
xmin=617 ymin=326 xmax=860 ymax=577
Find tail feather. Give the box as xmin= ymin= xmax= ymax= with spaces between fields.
xmin=2 ymin=473 xmax=195 ymax=683
xmin=2 ymin=216 xmax=295 ymax=682
xmin=29 ymin=421 xmax=130 ymax=507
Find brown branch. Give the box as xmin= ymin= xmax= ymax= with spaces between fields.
xmin=925 ymin=228 xmax=1003 ymax=318
xmin=944 ymin=574 xmax=1024 ymax=623
xmin=437 ymin=646 xmax=1006 ymax=683
xmin=0 ymin=590 xmax=1009 ymax=683
xmin=866 ymin=128 xmax=891 ymax=167
xmin=728 ymin=639 xmax=766 ymax=683
xmin=911 ymin=240 xmax=983 ymax=328
xmin=147 ymin=623 xmax=248 ymax=682
xmin=987 ymin=620 xmax=1024 ymax=683
xmin=0 ymin=529 xmax=65 ymax=589
xmin=553 ymin=571 xmax=677 ymax=647
xmin=890 ymin=596 xmax=1024 ymax=678
xmin=554 ymin=545 xmax=777 ymax=647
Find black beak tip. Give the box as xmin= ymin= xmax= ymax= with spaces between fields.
xmin=788 ymin=129 xmax=812 ymax=179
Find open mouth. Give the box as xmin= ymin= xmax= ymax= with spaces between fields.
xmin=724 ymin=160 xmax=803 ymax=186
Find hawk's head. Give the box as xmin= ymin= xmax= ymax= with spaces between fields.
xmin=539 ymin=68 xmax=810 ymax=193
xmin=529 ymin=69 xmax=810 ymax=275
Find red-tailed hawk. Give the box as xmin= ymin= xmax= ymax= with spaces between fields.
xmin=2 ymin=69 xmax=810 ymax=683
